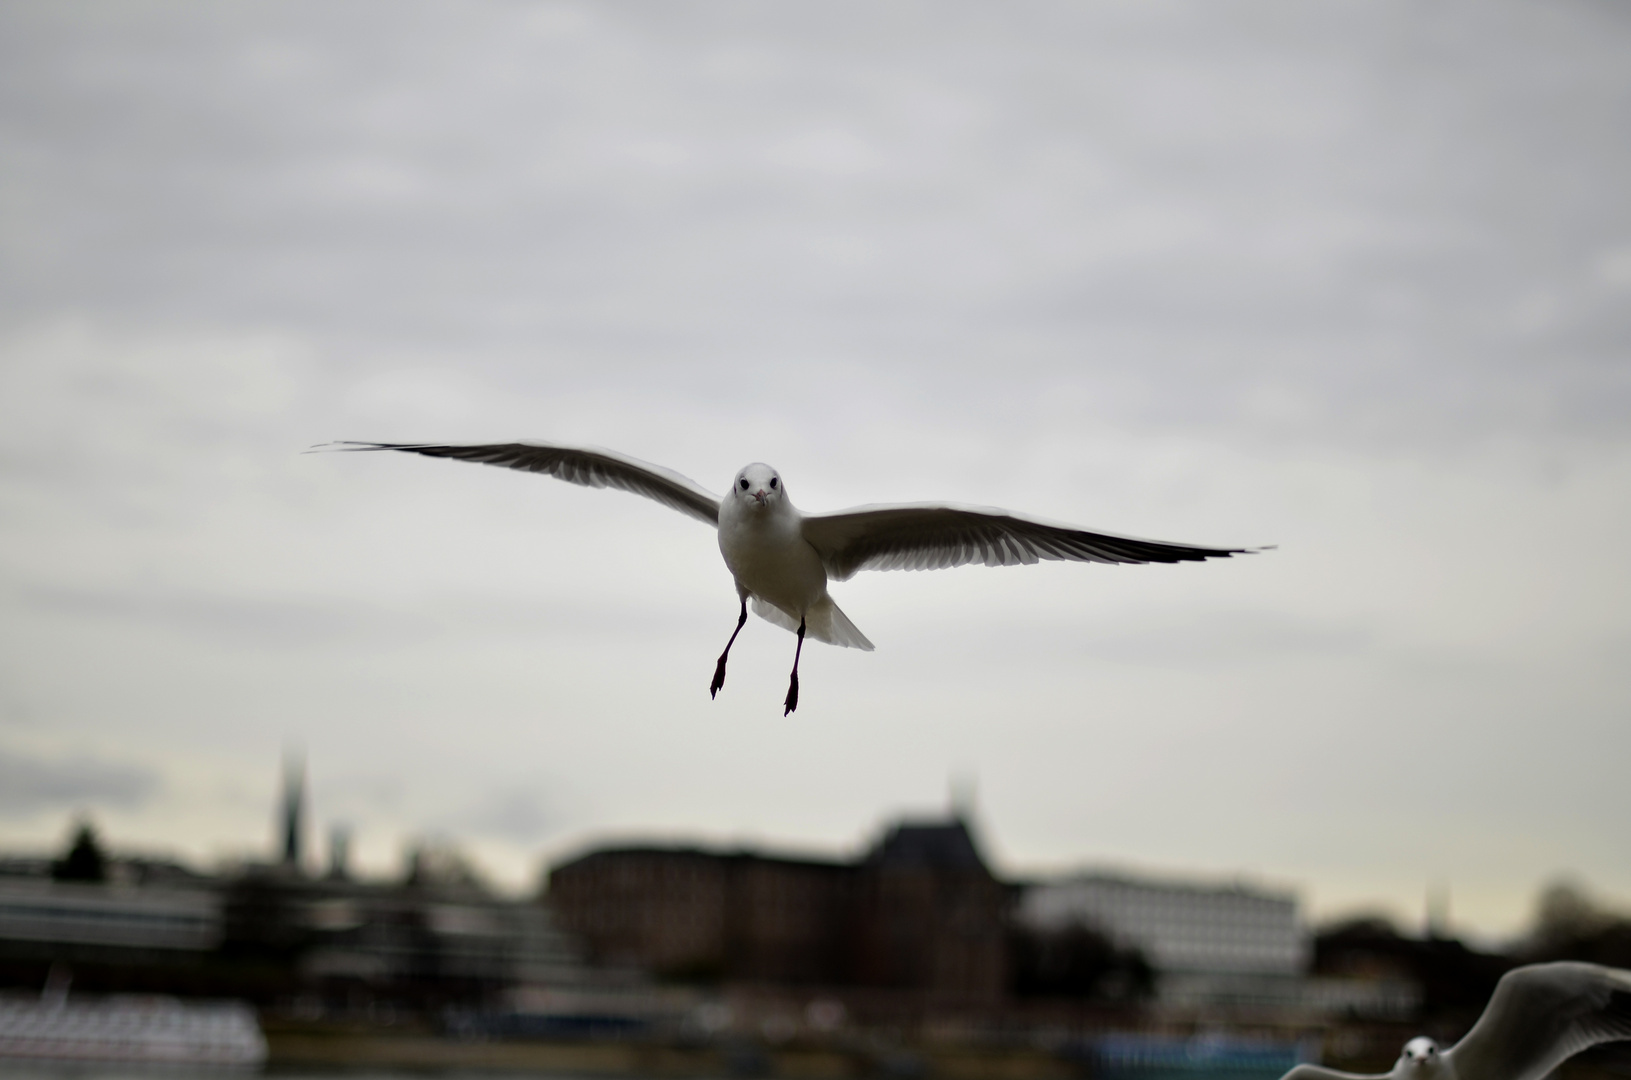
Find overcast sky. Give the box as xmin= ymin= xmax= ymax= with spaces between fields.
xmin=2 ymin=0 xmax=1629 ymax=940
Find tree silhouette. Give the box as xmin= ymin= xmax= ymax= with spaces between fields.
xmin=53 ymin=822 xmax=108 ymax=882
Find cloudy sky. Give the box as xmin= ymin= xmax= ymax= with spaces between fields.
xmin=2 ymin=0 xmax=1629 ymax=939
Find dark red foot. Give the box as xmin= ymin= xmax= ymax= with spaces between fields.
xmin=783 ymin=672 xmax=799 ymax=716
xmin=710 ymin=655 xmax=728 ymax=699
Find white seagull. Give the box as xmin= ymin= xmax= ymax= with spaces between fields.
xmin=326 ymin=441 xmax=1263 ymax=713
xmin=1282 ymin=962 xmax=1631 ymax=1080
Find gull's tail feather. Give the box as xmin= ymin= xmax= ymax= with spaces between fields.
xmin=751 ymin=597 xmax=875 ymax=651
xmin=816 ymin=598 xmax=874 ymax=651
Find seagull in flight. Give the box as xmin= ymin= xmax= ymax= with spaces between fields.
xmin=1281 ymin=962 xmax=1631 ymax=1080
xmin=325 ymin=441 xmax=1262 ymax=714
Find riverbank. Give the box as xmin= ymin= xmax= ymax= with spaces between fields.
xmin=264 ymin=1020 xmax=1078 ymax=1079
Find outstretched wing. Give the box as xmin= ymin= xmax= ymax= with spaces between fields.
xmin=321 ymin=442 xmax=721 ymax=526
xmin=1447 ymin=962 xmax=1631 ymax=1080
xmin=800 ymin=502 xmax=1261 ymax=582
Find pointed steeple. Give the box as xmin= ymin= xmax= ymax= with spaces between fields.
xmin=279 ymin=750 xmax=306 ymax=872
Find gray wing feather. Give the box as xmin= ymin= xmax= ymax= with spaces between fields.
xmin=1446 ymin=962 xmax=1631 ymax=1080
xmin=801 ymin=502 xmax=1260 ymax=582
xmin=321 ymin=441 xmax=721 ymax=526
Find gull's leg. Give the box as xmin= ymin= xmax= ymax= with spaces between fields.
xmin=710 ymin=596 xmax=749 ymax=699
xmin=783 ymin=617 xmax=806 ymax=716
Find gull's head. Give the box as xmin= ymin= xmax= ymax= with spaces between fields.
xmin=732 ymin=463 xmax=785 ymax=511
xmin=1396 ymin=1037 xmax=1443 ymax=1075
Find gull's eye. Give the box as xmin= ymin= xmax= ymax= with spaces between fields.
xmin=739 ymin=478 xmax=749 ymax=490
xmin=769 ymin=477 xmax=778 ymax=489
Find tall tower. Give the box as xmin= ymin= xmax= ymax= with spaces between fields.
xmin=278 ymin=751 xmax=306 ymax=871
xmin=949 ymin=773 xmax=977 ymax=823
xmin=327 ymin=823 xmax=351 ymax=880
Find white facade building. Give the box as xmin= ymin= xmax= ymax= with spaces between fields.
xmin=1019 ymin=872 xmax=1309 ymax=1008
xmin=0 ymin=879 xmax=222 ymax=952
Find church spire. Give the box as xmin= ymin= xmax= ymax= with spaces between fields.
xmin=279 ymin=750 xmax=306 ymax=871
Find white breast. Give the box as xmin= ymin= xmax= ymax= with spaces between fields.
xmin=718 ymin=503 xmax=828 ymax=617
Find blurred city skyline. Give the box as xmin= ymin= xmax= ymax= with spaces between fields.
xmin=2 ymin=0 xmax=1629 ymax=939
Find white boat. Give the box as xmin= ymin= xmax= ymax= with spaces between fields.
xmin=0 ymin=992 xmax=267 ymax=1067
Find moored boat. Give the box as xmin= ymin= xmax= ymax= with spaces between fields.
xmin=0 ymin=992 xmax=267 ymax=1067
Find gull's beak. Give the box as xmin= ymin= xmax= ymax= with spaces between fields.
xmin=753 ymin=488 xmax=768 ymax=504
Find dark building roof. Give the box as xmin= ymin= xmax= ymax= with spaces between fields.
xmin=865 ymin=818 xmax=989 ymax=874
xmin=551 ymin=817 xmax=995 ymax=883
xmin=551 ymin=843 xmax=848 ymax=876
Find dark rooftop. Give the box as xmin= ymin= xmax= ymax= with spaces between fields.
xmin=865 ymin=818 xmax=989 ymax=874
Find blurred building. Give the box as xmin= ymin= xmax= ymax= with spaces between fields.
xmin=0 ymin=877 xmax=221 ymax=954
xmin=0 ymin=761 xmax=589 ymax=1015
xmin=3 ymin=761 xmax=1524 ymax=1043
xmin=217 ymin=763 xmax=589 ymax=1013
xmin=544 ymin=847 xmax=849 ymax=984
xmin=1310 ymin=916 xmax=1507 ymax=1025
xmin=849 ymin=818 xmax=1009 ymax=1002
xmin=0 ymin=825 xmax=225 ymax=995
xmin=1017 ymin=871 xmax=1308 ymax=1010
xmin=548 ymin=815 xmax=1010 ymax=1002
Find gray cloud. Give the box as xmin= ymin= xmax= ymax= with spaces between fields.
xmin=13 ymin=583 xmax=388 ymax=646
xmin=1 ymin=1 xmax=1627 ymax=450
xmin=10 ymin=582 xmax=704 ymax=648
xmin=1075 ymin=608 xmax=1375 ymax=666
xmin=890 ymin=606 xmax=1376 ymax=671
xmin=458 ymin=788 xmax=556 ymax=845
xmin=0 ymin=748 xmax=159 ymax=815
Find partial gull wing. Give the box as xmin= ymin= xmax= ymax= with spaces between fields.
xmin=801 ymin=503 xmax=1259 ymax=582
xmin=1446 ymin=962 xmax=1631 ymax=1080
xmin=1278 ymin=1068 xmax=1384 ymax=1080
xmin=323 ymin=442 xmax=722 ymax=526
